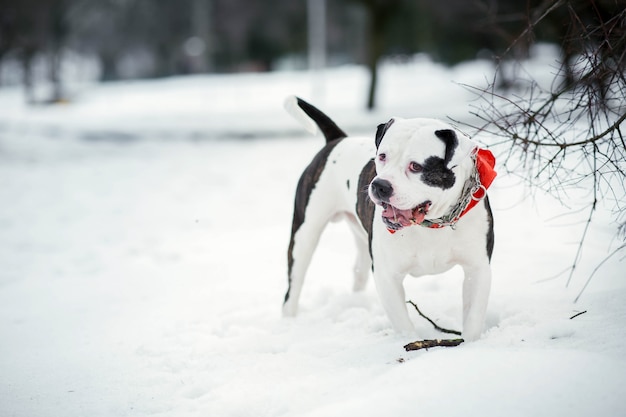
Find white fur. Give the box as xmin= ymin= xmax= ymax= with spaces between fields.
xmin=284 ymin=96 xmax=319 ymax=135
xmin=284 ymin=116 xmax=493 ymax=342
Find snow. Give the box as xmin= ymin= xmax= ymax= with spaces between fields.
xmin=1 ymin=54 xmax=625 ymax=417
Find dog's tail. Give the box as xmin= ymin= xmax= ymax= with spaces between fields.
xmin=284 ymin=96 xmax=347 ymax=143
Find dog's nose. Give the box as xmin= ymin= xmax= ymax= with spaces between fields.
xmin=371 ymin=179 xmax=393 ymax=201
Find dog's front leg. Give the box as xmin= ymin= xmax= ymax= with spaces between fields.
xmin=461 ymin=264 xmax=492 ymax=341
xmin=372 ymin=267 xmax=415 ymax=333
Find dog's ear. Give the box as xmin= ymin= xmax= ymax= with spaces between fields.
xmin=375 ymin=118 xmax=395 ymax=148
xmin=436 ymin=129 xmax=477 ymax=168
xmin=434 ymin=129 xmax=459 ymax=166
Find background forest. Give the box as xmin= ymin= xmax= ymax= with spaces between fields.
xmin=1 ymin=0 xmax=623 ymax=107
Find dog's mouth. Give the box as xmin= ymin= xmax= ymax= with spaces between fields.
xmin=380 ymin=201 xmax=432 ymax=231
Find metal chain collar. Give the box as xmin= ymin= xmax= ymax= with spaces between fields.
xmin=420 ymin=152 xmax=485 ymax=229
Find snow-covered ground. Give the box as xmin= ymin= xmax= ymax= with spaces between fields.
xmin=1 ymin=54 xmax=624 ymax=417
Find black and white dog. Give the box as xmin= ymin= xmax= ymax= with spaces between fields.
xmin=282 ymin=97 xmax=496 ymax=341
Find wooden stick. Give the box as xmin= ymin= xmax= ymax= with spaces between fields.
xmin=404 ymin=338 xmax=464 ymax=351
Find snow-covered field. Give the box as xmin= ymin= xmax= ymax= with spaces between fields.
xmin=1 ymin=55 xmax=625 ymax=417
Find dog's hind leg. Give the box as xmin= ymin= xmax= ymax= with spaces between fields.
xmin=352 ymin=238 xmax=371 ymax=292
xmin=346 ymin=216 xmax=371 ymax=292
xmin=283 ymin=216 xmax=328 ymax=317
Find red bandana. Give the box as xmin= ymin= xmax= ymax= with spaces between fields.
xmin=457 ymin=147 xmax=497 ymax=219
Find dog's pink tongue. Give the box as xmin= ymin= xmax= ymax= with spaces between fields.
xmin=382 ymin=205 xmax=428 ymax=226
xmin=382 ymin=206 xmax=418 ymax=226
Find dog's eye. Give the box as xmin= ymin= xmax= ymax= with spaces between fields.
xmin=378 ymin=153 xmax=386 ymax=162
xmin=409 ymin=162 xmax=423 ymax=173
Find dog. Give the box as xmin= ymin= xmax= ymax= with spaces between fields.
xmin=282 ymin=96 xmax=496 ymax=341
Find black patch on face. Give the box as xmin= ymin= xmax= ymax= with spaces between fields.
xmin=421 ymin=156 xmax=456 ymax=189
xmin=346 ymin=179 xmax=350 ymax=190
xmin=375 ymin=118 xmax=395 ymax=149
xmin=356 ymin=158 xmax=376 ymax=264
xmin=286 ymin=138 xmax=343 ymax=303
xmin=420 ymin=129 xmax=459 ymax=189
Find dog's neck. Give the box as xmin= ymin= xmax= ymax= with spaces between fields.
xmin=420 ymin=147 xmax=496 ymax=229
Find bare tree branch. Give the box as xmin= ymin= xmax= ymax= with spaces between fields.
xmin=406 ymin=300 xmax=461 ymax=336
xmin=456 ymin=0 xmax=626 ymax=294
xmin=574 ymin=243 xmax=626 ymax=303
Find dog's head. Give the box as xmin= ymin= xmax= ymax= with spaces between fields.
xmin=368 ymin=117 xmax=476 ymax=232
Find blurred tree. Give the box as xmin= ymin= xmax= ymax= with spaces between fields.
xmin=0 ymin=0 xmax=71 ymax=103
xmin=356 ymin=0 xmax=400 ymax=110
xmin=188 ymin=0 xmax=213 ymax=73
xmin=0 ymin=0 xmax=17 ymax=86
xmin=347 ymin=0 xmax=417 ymax=110
xmin=212 ymin=0 xmax=305 ymax=71
xmin=70 ymin=0 xmax=134 ymax=81
xmin=47 ymin=0 xmax=71 ymax=102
